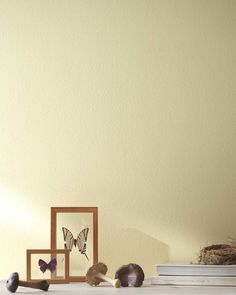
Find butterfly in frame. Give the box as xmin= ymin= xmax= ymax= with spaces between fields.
xmin=38 ymin=258 xmax=57 ymax=273
xmin=62 ymin=227 xmax=89 ymax=260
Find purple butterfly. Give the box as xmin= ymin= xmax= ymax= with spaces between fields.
xmin=38 ymin=258 xmax=57 ymax=273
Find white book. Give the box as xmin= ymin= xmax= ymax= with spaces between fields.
xmin=156 ymin=264 xmax=236 ymax=277
xmin=151 ymin=275 xmax=236 ymax=286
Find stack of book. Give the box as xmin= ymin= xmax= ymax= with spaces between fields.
xmin=151 ymin=264 xmax=236 ymax=286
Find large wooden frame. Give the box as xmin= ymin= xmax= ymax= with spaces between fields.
xmin=27 ymin=249 xmax=70 ymax=284
xmin=51 ymin=207 xmax=98 ymax=282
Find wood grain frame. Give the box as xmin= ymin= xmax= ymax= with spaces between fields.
xmin=27 ymin=249 xmax=70 ymax=284
xmin=51 ymin=207 xmax=98 ymax=282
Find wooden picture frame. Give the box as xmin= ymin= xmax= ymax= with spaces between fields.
xmin=51 ymin=207 xmax=98 ymax=282
xmin=27 ymin=249 xmax=70 ymax=284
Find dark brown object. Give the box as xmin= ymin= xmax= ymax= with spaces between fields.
xmin=6 ymin=272 xmax=49 ymax=293
xmin=199 ymin=244 xmax=236 ymax=265
xmin=86 ymin=262 xmax=121 ymax=288
xmin=115 ymin=263 xmax=145 ymax=287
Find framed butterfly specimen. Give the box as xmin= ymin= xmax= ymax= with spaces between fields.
xmin=38 ymin=258 xmax=57 ymax=273
xmin=27 ymin=249 xmax=69 ymax=284
xmin=51 ymin=207 xmax=98 ymax=282
xmin=62 ymin=227 xmax=89 ymax=260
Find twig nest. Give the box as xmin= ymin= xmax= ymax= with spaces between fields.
xmin=199 ymin=244 xmax=236 ymax=265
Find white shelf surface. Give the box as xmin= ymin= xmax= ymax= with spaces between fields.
xmin=1 ymin=281 xmax=236 ymax=294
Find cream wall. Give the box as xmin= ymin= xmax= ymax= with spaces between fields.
xmin=0 ymin=0 xmax=235 ymax=280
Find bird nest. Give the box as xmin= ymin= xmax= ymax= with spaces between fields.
xmin=199 ymin=244 xmax=236 ymax=265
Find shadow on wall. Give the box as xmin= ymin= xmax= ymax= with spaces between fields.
xmin=100 ymin=227 xmax=168 ymax=278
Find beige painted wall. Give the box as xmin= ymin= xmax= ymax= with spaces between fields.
xmin=0 ymin=0 xmax=235 ymax=280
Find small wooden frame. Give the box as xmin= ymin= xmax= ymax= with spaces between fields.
xmin=51 ymin=207 xmax=98 ymax=282
xmin=27 ymin=249 xmax=69 ymax=284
